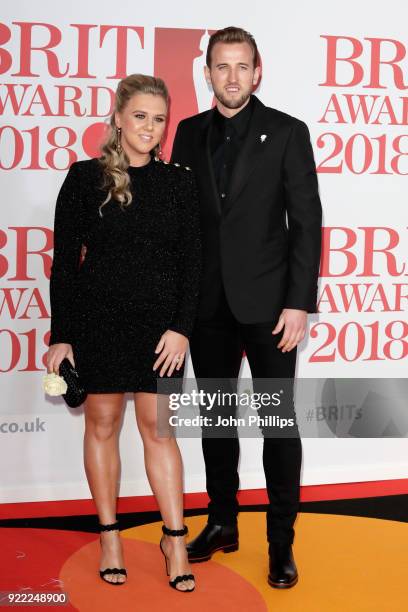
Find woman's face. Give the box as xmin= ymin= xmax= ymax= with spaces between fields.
xmin=115 ymin=92 xmax=167 ymax=161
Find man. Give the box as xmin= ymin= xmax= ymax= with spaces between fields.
xmin=171 ymin=26 xmax=322 ymax=588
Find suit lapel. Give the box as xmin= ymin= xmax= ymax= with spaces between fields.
xmin=224 ymin=96 xmax=271 ymax=214
xmin=195 ymin=108 xmax=221 ymax=215
xmin=205 ymin=120 xmax=222 ymax=215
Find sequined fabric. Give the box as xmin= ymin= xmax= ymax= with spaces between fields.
xmin=48 ymin=156 xmax=201 ymax=393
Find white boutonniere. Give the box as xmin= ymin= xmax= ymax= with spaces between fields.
xmin=260 ymin=134 xmax=267 ymax=143
xmin=43 ymin=372 xmax=68 ymax=396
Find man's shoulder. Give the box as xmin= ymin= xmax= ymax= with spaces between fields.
xmin=258 ymin=101 xmax=308 ymax=130
xmin=174 ymin=98 xmax=309 ymax=138
xmin=176 ymin=108 xmax=213 ymax=131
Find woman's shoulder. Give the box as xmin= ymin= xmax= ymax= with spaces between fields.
xmin=66 ymin=158 xmax=104 ymax=190
xmin=154 ymin=158 xmax=195 ymax=185
xmin=156 ymin=157 xmax=192 ymax=173
xmin=71 ymin=157 xmax=103 ymax=175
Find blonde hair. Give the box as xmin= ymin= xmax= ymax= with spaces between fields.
xmin=98 ymin=74 xmax=169 ymax=216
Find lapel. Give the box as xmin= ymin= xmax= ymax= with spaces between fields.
xmin=224 ymin=96 xmax=271 ymax=215
xmin=195 ymin=108 xmax=222 ymax=215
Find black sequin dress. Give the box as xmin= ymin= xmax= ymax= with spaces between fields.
xmin=48 ymin=156 xmax=201 ymax=393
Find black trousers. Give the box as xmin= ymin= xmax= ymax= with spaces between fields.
xmin=189 ymin=285 xmax=302 ymax=545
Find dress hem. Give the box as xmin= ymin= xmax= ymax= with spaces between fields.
xmin=84 ymin=387 xmax=183 ymax=394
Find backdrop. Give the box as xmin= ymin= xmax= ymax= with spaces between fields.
xmin=1 ymin=0 xmax=407 ymax=504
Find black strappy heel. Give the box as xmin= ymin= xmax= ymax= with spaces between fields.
xmin=99 ymin=520 xmax=127 ymax=585
xmin=159 ymin=524 xmax=195 ymax=592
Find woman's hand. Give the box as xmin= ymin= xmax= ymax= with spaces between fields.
xmin=46 ymin=343 xmax=75 ymax=374
xmin=153 ymin=330 xmax=188 ymax=377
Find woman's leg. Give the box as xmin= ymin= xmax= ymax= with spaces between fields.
xmin=84 ymin=392 xmax=126 ymax=584
xmin=134 ymin=392 xmax=194 ymax=591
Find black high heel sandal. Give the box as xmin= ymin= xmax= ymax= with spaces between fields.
xmin=99 ymin=520 xmax=127 ymax=585
xmin=159 ymin=524 xmax=195 ymax=592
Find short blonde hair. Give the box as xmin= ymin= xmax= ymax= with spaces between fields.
xmin=206 ymin=26 xmax=260 ymax=68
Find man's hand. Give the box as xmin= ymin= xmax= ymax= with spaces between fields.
xmin=272 ymin=308 xmax=307 ymax=352
xmin=153 ymin=330 xmax=188 ymax=377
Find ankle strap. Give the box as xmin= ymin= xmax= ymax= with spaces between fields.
xmin=99 ymin=520 xmax=119 ymax=531
xmin=162 ymin=524 xmax=188 ymax=537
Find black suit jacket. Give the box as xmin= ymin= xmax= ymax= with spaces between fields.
xmin=171 ymin=95 xmax=322 ymax=323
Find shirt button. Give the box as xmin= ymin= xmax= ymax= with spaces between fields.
xmin=221 ymin=193 xmax=226 ymax=198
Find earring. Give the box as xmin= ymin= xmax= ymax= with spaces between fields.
xmin=116 ymin=127 xmax=122 ymax=154
xmin=155 ymin=142 xmax=162 ymax=162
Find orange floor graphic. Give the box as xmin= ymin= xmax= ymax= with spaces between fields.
xmin=2 ymin=511 xmax=407 ymax=611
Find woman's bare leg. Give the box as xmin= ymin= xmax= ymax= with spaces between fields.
xmin=84 ymin=393 xmax=126 ymax=584
xmin=134 ymin=392 xmax=194 ymax=591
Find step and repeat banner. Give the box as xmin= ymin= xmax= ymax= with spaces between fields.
xmin=1 ymin=0 xmax=407 ymax=504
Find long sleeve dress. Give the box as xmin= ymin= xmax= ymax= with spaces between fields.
xmin=48 ymin=155 xmax=201 ymax=393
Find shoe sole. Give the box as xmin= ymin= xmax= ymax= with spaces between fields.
xmin=188 ymin=542 xmax=239 ymax=563
xmin=267 ymin=575 xmax=298 ymax=589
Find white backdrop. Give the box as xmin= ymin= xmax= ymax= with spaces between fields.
xmin=1 ymin=0 xmax=407 ymax=504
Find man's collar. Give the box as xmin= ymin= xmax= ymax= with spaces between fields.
xmin=212 ymin=95 xmax=255 ymax=137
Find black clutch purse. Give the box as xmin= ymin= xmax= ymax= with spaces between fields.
xmin=59 ymin=358 xmax=87 ymax=408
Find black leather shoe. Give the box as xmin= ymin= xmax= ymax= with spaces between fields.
xmin=268 ymin=542 xmax=298 ymax=588
xmin=186 ymin=523 xmax=239 ymax=563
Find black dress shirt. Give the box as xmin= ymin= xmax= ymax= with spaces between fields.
xmin=210 ymin=95 xmax=254 ymax=205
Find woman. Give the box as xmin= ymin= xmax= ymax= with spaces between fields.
xmin=46 ymin=74 xmax=201 ymax=592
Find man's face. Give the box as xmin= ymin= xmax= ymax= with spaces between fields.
xmin=205 ymin=41 xmax=260 ymax=111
